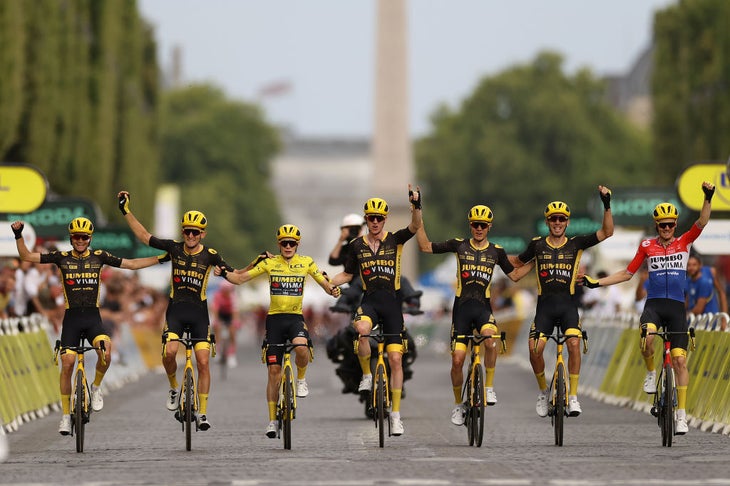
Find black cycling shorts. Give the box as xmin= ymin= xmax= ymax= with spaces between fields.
xmin=165 ymin=301 xmax=210 ymax=340
xmin=355 ymin=290 xmax=404 ymax=347
xmin=451 ymin=298 xmax=496 ymax=347
xmin=264 ymin=313 xmax=309 ymax=366
xmin=60 ymin=307 xmax=107 ymax=349
xmin=529 ymin=294 xmax=581 ymax=339
xmin=640 ymin=298 xmax=688 ymax=350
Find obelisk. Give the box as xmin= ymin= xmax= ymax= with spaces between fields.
xmin=372 ymin=0 xmax=417 ymax=281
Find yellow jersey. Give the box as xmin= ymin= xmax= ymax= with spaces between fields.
xmin=247 ymin=254 xmax=328 ymax=315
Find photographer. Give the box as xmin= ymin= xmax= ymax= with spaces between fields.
xmin=328 ymin=214 xmax=365 ymax=313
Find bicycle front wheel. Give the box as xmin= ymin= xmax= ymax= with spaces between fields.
xmin=375 ymin=365 xmax=386 ymax=448
xmin=662 ymin=364 xmax=674 ymax=447
xmin=74 ymin=371 xmax=85 ymax=453
xmin=184 ymin=368 xmax=194 ymax=451
xmin=472 ymin=364 xmax=485 ymax=447
xmin=283 ymin=366 xmax=293 ymax=450
xmin=553 ymin=364 xmax=565 ymax=447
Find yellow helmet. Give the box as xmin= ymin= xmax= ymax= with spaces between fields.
xmin=277 ymin=224 xmax=301 ymax=242
xmin=653 ymin=203 xmax=678 ymax=221
xmin=68 ymin=217 xmax=94 ymax=235
xmin=181 ymin=210 xmax=207 ymax=230
xmin=364 ymin=197 xmax=389 ymax=216
xmin=544 ymin=201 xmax=571 ymax=218
xmin=468 ymin=205 xmax=493 ymax=223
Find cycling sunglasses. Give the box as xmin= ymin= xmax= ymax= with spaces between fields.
xmin=470 ymin=222 xmax=490 ymax=229
xmin=657 ymin=222 xmax=676 ymax=229
xmin=70 ymin=234 xmax=91 ymax=241
xmin=183 ymin=228 xmax=202 ymax=236
xmin=547 ymin=216 xmax=568 ymax=223
xmin=279 ymin=240 xmax=298 ymax=248
xmin=366 ymin=215 xmax=385 ymax=223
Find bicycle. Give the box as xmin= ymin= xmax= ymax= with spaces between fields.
xmin=453 ymin=332 xmax=506 ymax=447
xmin=53 ymin=334 xmax=106 ymax=453
xmin=355 ymin=326 xmax=406 ymax=448
xmin=261 ymin=340 xmax=313 ymax=450
xmin=641 ymin=326 xmax=696 ymax=447
xmin=163 ymin=329 xmax=213 ymax=451
xmin=534 ymin=328 xmax=588 ymax=446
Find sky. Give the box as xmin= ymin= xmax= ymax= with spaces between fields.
xmin=138 ymin=0 xmax=676 ymax=137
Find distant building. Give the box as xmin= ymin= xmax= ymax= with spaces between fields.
xmin=604 ymin=45 xmax=654 ymax=129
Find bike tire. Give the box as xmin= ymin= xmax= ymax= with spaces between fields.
xmin=554 ymin=364 xmax=565 ymax=447
xmin=283 ymin=366 xmax=293 ymax=450
xmin=74 ymin=371 xmax=85 ymax=453
xmin=184 ymin=368 xmax=194 ymax=451
xmin=375 ymin=365 xmax=386 ymax=448
xmin=663 ymin=364 xmax=674 ymax=447
xmin=465 ymin=376 xmax=475 ymax=446
xmin=473 ymin=364 xmax=485 ymax=447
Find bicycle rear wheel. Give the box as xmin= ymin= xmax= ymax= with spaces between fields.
xmin=472 ymin=364 xmax=485 ymax=447
xmin=553 ymin=364 xmax=565 ymax=446
xmin=662 ymin=364 xmax=674 ymax=447
xmin=184 ymin=368 xmax=194 ymax=451
xmin=74 ymin=371 xmax=85 ymax=453
xmin=375 ymin=365 xmax=386 ymax=448
xmin=283 ymin=366 xmax=293 ymax=450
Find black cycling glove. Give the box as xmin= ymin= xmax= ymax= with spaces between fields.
xmin=703 ymin=184 xmax=715 ymax=202
xmin=12 ymin=223 xmax=24 ymax=240
xmin=583 ymin=275 xmax=600 ymax=289
xmin=409 ymin=189 xmax=422 ymax=210
xmin=118 ymin=193 xmax=130 ymax=215
xmin=600 ymin=189 xmax=611 ymax=211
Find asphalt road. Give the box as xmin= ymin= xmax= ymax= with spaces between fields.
xmin=3 ymin=338 xmax=729 ymax=486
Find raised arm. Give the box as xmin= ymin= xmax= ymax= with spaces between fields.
xmin=697 ymin=181 xmax=715 ymax=228
xmin=596 ymin=185 xmax=614 ymax=242
xmin=117 ymin=191 xmax=153 ymax=245
xmin=11 ymin=222 xmax=41 ymax=263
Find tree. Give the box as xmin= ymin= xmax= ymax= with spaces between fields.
xmin=416 ymin=52 xmax=650 ymax=270
xmin=158 ymin=85 xmax=281 ymax=265
xmin=653 ymin=0 xmax=730 ymax=182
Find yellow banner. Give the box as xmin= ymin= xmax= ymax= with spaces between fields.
xmin=677 ymin=164 xmax=730 ymax=211
xmin=0 ymin=165 xmax=48 ymax=213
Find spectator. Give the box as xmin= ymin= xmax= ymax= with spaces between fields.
xmin=583 ymin=270 xmax=623 ymax=316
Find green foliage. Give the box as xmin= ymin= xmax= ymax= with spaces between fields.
xmin=416 ymin=51 xmax=650 ymax=271
xmin=653 ymin=0 xmax=730 ymax=182
xmin=0 ymin=0 xmax=25 ymax=157
xmin=159 ymin=85 xmax=282 ymax=266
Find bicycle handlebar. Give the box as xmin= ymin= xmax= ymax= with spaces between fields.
xmin=452 ymin=332 xmax=508 ymax=354
xmin=261 ymin=340 xmax=314 ymax=363
xmin=53 ymin=339 xmax=107 ymax=366
xmin=533 ymin=330 xmax=589 ymax=355
xmin=640 ymin=327 xmax=696 ymax=352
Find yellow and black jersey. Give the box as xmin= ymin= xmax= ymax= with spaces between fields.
xmin=344 ymin=228 xmax=415 ymax=296
xmin=517 ymin=234 xmax=599 ymax=296
xmin=431 ymin=238 xmax=513 ymax=304
xmin=149 ymin=236 xmax=229 ymax=305
xmin=40 ymin=249 xmax=123 ymax=308
xmin=247 ymin=254 xmax=328 ymax=315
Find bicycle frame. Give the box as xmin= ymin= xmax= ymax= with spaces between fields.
xmin=163 ymin=330 xmax=211 ymax=451
xmin=534 ymin=328 xmax=588 ymax=447
xmin=641 ymin=326 xmax=696 ymax=447
xmin=454 ymin=332 xmax=507 ymax=447
xmin=53 ymin=336 xmax=106 ymax=453
xmin=355 ymin=327 xmax=405 ymax=448
xmin=262 ymin=340 xmax=313 ymax=450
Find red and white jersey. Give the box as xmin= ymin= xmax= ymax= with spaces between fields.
xmin=626 ymin=223 xmax=703 ymax=302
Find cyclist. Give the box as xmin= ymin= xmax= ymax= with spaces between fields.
xmin=510 ymin=185 xmax=613 ymax=418
xmin=416 ymin=205 xmax=533 ymax=425
xmin=583 ymin=182 xmax=715 ymax=434
xmin=212 ymin=280 xmax=239 ymax=368
xmin=329 ymin=185 xmax=422 ymax=436
xmin=118 ymin=191 xmax=231 ymax=431
xmin=216 ymin=224 xmax=339 ymax=438
xmin=11 ymin=218 xmax=165 ymax=435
